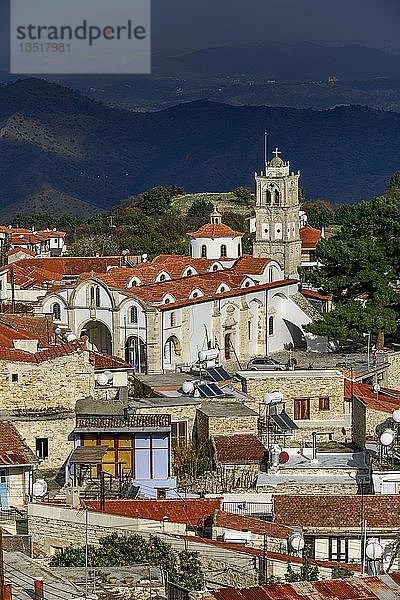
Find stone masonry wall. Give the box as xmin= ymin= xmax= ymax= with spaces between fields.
xmin=0 ymin=350 xmax=94 ymax=412
xmin=242 ymin=371 xmax=344 ymax=421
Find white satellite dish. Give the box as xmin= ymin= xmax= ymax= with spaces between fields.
xmin=33 ymin=479 xmax=48 ymax=499
xmin=182 ymin=381 xmax=195 ymax=394
xmin=393 ymin=409 xmax=400 ymax=423
xmin=365 ymin=538 xmax=383 ymax=560
xmin=380 ymin=429 xmax=395 ymax=446
xmin=53 ymin=327 xmax=62 ymax=336
xmin=97 ymin=372 xmax=109 ymax=386
xmin=373 ymin=383 xmax=381 ymax=394
xmin=65 ymin=333 xmax=77 ymax=343
xmin=104 ymin=370 xmax=114 ymax=383
xmin=289 ymin=533 xmax=305 ymax=552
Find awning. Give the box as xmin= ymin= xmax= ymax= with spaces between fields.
xmin=69 ymin=445 xmax=109 ymax=465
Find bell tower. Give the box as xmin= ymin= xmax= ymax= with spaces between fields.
xmin=253 ymin=148 xmax=302 ymax=278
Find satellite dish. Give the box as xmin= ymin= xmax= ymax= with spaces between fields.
xmin=392 ymin=409 xmax=400 ymax=423
xmin=122 ymin=249 xmax=130 ymax=256
xmin=380 ymin=429 xmax=395 ymax=446
xmin=53 ymin=327 xmax=62 ymax=336
xmin=142 ymin=253 xmax=148 ymax=263
xmin=365 ymin=538 xmax=383 ymax=560
xmin=97 ymin=372 xmax=109 ymax=386
xmin=182 ymin=381 xmax=195 ymax=394
xmin=373 ymin=383 xmax=381 ymax=394
xmin=104 ymin=370 xmax=114 ymax=383
xmin=65 ymin=333 xmax=77 ymax=342
xmin=33 ymin=479 xmax=48 ymax=498
xmin=289 ymin=533 xmax=305 ymax=552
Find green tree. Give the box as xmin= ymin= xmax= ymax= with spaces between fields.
xmin=50 ymin=533 xmax=204 ymax=591
xmin=284 ymin=547 xmax=319 ymax=582
xmin=332 ymin=564 xmax=354 ymax=579
xmin=232 ymin=187 xmax=254 ymax=205
xmin=387 ymin=170 xmax=400 ymax=198
xmin=305 ymin=197 xmax=400 ymax=349
xmin=185 ymin=199 xmax=214 ymax=231
xmin=303 ymin=201 xmax=335 ymax=229
xmin=140 ymin=187 xmax=174 ymax=216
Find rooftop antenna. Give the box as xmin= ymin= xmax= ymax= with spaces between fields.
xmin=264 ymin=130 xmax=268 ymax=166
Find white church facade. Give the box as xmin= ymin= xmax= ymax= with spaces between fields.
xmin=36 ymin=150 xmax=322 ymax=374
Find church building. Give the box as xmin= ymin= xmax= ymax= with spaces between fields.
xmin=36 ymin=150 xmax=322 ymax=374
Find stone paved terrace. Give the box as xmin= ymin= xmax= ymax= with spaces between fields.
xmin=269 ymin=348 xmax=390 ymax=378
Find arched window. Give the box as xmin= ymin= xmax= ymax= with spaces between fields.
xmin=220 ymin=245 xmax=227 ymax=258
xmin=159 ymin=274 xmax=166 ymax=282
xmin=212 ymin=264 xmax=219 ymax=272
xmin=274 ymin=190 xmax=280 ymax=205
xmin=225 ymin=333 xmax=232 ymax=360
xmin=130 ymin=306 xmax=138 ymax=324
xmin=186 ymin=269 xmax=193 ymax=276
xmin=95 ymin=286 xmax=100 ymax=307
xmin=268 ymin=315 xmax=274 ymax=336
xmin=90 ymin=286 xmax=95 ymax=305
xmin=201 ymin=245 xmax=207 ymax=258
xmin=192 ymin=292 xmax=198 ymax=299
xmin=237 ymin=243 xmax=241 ymax=256
xmin=53 ymin=302 xmax=61 ymax=321
xmin=170 ymin=312 xmax=176 ymax=327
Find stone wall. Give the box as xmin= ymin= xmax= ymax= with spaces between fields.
xmin=194 ymin=411 xmax=259 ymax=447
xmin=386 ymin=352 xmax=400 ymax=389
xmin=239 ymin=370 xmax=347 ymax=440
xmin=0 ymin=350 xmax=94 ymax=412
xmin=256 ymin=482 xmax=358 ymax=495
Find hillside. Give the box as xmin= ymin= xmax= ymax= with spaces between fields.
xmin=154 ymin=42 xmax=400 ymax=81
xmin=1 ymin=79 xmax=400 ymax=215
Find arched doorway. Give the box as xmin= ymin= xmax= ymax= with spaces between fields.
xmin=125 ymin=336 xmax=147 ymax=373
xmin=81 ymin=321 xmax=112 ymax=355
xmin=224 ymin=332 xmax=232 ymax=360
xmin=163 ymin=336 xmax=181 ymax=370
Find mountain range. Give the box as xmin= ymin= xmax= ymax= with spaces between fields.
xmin=0 ymin=78 xmax=400 ymax=217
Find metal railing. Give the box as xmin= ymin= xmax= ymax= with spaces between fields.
xmin=222 ymin=501 xmax=273 ymax=518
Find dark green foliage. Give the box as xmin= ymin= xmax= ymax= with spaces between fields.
xmin=332 ymin=564 xmax=354 ymax=579
xmin=140 ymin=187 xmax=175 ymax=216
xmin=284 ymin=547 xmax=319 ymax=582
xmin=49 ymin=533 xmax=204 ymax=591
xmin=185 ymin=199 xmax=214 ymax=230
xmin=232 ymin=187 xmax=254 ymax=205
xmin=305 ymin=195 xmax=400 ymax=344
xmin=388 ymin=171 xmax=400 ymax=198
xmin=303 ymin=201 xmax=335 ymax=229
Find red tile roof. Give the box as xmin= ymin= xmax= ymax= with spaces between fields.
xmin=300 ymin=226 xmax=323 ymax=249
xmin=209 ymin=576 xmax=400 ymax=600
xmin=85 ymin=498 xmax=221 ymax=528
xmin=14 ymin=256 xmax=128 ymax=276
xmin=344 ymin=379 xmax=400 ymax=413
xmin=215 ymin=511 xmax=293 ymax=539
xmin=274 ymin=495 xmax=400 ymax=530
xmin=90 ymin=352 xmax=129 ymax=370
xmin=301 ymin=288 xmax=332 ymax=301
xmin=0 ymin=421 xmax=37 ymax=466
xmin=213 ymin=434 xmax=266 ymax=464
xmin=6 ymin=247 xmax=36 ymax=258
xmin=187 ymin=223 xmax=244 ymax=239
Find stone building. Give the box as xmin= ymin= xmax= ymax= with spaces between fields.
xmin=237 ymin=369 xmax=349 ymax=442
xmin=253 ymin=149 xmax=302 ymax=278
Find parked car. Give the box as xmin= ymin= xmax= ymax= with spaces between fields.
xmin=246 ymin=357 xmax=288 ymax=371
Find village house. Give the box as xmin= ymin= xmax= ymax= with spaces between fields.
xmin=0 ymin=421 xmax=38 ymax=509
xmin=0 ymin=226 xmax=67 ymax=257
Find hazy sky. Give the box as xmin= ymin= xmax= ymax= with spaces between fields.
xmin=152 ymin=0 xmax=400 ymax=54
xmin=1 ymin=0 xmax=400 ymax=71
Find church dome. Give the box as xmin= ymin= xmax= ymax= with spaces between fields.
xmin=270 ymin=156 xmax=284 ymax=167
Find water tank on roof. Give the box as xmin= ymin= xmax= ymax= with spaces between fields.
xmin=198 ymin=349 xmax=219 ymax=363
xmin=222 ymin=529 xmax=252 ymax=545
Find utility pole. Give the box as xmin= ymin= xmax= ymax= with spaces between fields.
xmin=0 ymin=527 xmax=4 ymax=600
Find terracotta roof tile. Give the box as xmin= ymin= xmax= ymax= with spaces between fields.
xmin=6 ymin=247 xmax=36 ymax=257
xmin=187 ymin=223 xmax=244 ymax=239
xmin=213 ymin=434 xmax=266 ymax=464
xmin=90 ymin=351 xmax=129 ymax=370
xmin=86 ymin=498 xmax=221 ymax=528
xmin=215 ymin=511 xmax=293 ymax=539
xmin=0 ymin=421 xmax=38 ymax=465
xmin=274 ymin=495 xmax=400 ymax=529
xmin=345 ymin=379 xmax=400 ymax=413
xmin=300 ymin=226 xmax=323 ymax=249
xmin=301 ymin=288 xmax=332 ymax=301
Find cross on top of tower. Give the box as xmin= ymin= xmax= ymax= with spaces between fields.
xmin=273 ymin=147 xmax=281 ymax=158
